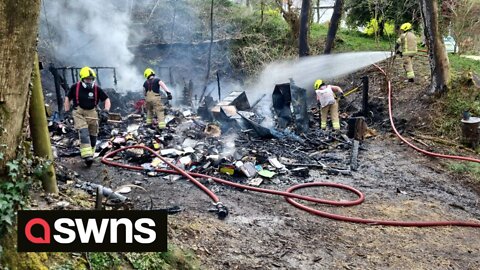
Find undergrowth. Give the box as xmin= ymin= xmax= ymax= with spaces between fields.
xmin=448 ymin=162 xmax=480 ymax=182
xmin=433 ymin=56 xmax=480 ymax=139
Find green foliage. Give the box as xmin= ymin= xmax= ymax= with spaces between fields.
xmin=434 ymin=56 xmax=480 ymax=138
xmin=449 ymin=55 xmax=480 ymax=75
xmin=345 ymin=0 xmax=421 ymax=30
xmin=87 ymin=252 xmax=122 ymax=270
xmin=309 ymin=22 xmax=392 ymax=53
xmin=126 ymin=246 xmax=200 ymax=270
xmin=364 ymin=18 xmax=395 ymax=36
xmin=229 ymin=6 xmax=290 ymax=76
xmin=0 ymin=149 xmax=51 ymax=238
xmin=448 ymin=162 xmax=480 ymax=182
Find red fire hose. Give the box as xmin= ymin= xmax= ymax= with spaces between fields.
xmin=374 ymin=63 xmax=480 ymax=163
xmin=101 ymin=64 xmax=480 ymax=227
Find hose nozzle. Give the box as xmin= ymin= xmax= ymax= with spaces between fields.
xmin=209 ymin=202 xmax=229 ymax=219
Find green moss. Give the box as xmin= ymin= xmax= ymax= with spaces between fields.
xmin=126 ymin=245 xmax=200 ymax=270
xmin=0 ymin=229 xmax=49 ymax=270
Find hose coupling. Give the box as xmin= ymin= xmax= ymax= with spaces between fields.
xmin=210 ymin=202 xmax=229 ymax=219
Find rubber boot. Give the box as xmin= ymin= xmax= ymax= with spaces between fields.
xmin=90 ymin=136 xmax=97 ymax=153
xmin=85 ymin=157 xmax=94 ymax=167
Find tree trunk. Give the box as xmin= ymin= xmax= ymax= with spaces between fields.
xmin=299 ymin=0 xmax=311 ymax=57
xmin=378 ymin=19 xmax=385 ymax=37
xmin=199 ymin=0 xmax=215 ymax=102
xmin=420 ymin=0 xmax=450 ymax=95
xmin=29 ymin=53 xmax=58 ymax=194
xmin=324 ymin=0 xmax=343 ymax=54
xmin=0 ymin=0 xmax=41 ymax=174
xmin=316 ymin=0 xmax=320 ymax=23
xmin=260 ymin=0 xmax=264 ymax=26
xmin=276 ymin=0 xmax=300 ymax=42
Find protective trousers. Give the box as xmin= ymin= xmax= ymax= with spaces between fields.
xmin=403 ymin=55 xmax=415 ymax=79
xmin=73 ymin=108 xmax=98 ymax=158
xmin=145 ymin=91 xmax=166 ymax=129
xmin=321 ymin=101 xmax=340 ymax=130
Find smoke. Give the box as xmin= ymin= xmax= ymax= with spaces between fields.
xmin=245 ymin=51 xmax=391 ymax=127
xmin=40 ymin=0 xmax=141 ymax=91
xmin=221 ymin=133 xmax=238 ymax=158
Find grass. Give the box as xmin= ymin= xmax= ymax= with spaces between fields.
xmin=448 ymin=161 xmax=480 ymax=182
xmin=449 ymin=54 xmax=480 ymax=75
xmin=435 ymin=54 xmax=480 ymax=179
xmin=310 ymin=23 xmax=393 ymax=52
xmin=435 ymin=54 xmax=480 ymax=137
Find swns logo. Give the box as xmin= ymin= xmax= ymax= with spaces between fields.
xmin=18 ymin=210 xmax=167 ymax=252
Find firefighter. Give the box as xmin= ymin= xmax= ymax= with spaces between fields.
xmin=395 ymin=22 xmax=418 ymax=82
xmin=64 ymin=66 xmax=111 ymax=167
xmin=314 ymin=79 xmax=344 ymax=132
xmin=143 ymin=68 xmax=172 ymax=131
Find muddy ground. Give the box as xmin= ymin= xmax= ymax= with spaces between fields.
xmin=61 ymin=134 xmax=480 ymax=270
xmin=56 ymin=56 xmax=480 ymax=270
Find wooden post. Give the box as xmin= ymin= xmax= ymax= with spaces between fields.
xmin=30 ymin=52 xmax=58 ymax=194
xmin=95 ymin=186 xmax=103 ymax=210
xmin=362 ymin=76 xmax=369 ymax=117
xmin=461 ymin=118 xmax=480 ymax=148
xmin=350 ymin=140 xmax=359 ymax=171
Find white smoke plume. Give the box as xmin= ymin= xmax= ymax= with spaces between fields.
xmin=245 ymin=51 xmax=391 ymax=127
xmin=221 ymin=133 xmax=238 ymax=158
xmin=40 ymin=0 xmax=141 ymax=91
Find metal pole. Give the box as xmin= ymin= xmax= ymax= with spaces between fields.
xmin=70 ymin=68 xmax=75 ymax=83
xmin=62 ymin=68 xmax=69 ymax=93
xmin=113 ymin=68 xmax=118 ymax=87
xmin=362 ymin=76 xmax=369 ymax=117
xmin=94 ymin=68 xmax=101 ymax=86
xmin=216 ymin=71 xmax=221 ymax=101
xmin=49 ymin=64 xmax=64 ymax=117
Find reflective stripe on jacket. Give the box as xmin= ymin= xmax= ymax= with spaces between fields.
xmin=396 ymin=31 xmax=417 ymax=56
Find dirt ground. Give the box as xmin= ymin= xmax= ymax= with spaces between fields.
xmin=61 ymin=134 xmax=480 ymax=270
xmin=57 ymin=55 xmax=480 ymax=270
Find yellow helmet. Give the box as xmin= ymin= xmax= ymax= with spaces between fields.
xmin=314 ymin=79 xmax=324 ymax=90
xmin=400 ymin=22 xmax=412 ymax=32
xmin=144 ymin=68 xmax=155 ymax=79
xmin=79 ymin=66 xmax=96 ymax=80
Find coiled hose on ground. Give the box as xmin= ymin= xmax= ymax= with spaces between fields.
xmin=101 ymin=63 xmax=480 ymax=227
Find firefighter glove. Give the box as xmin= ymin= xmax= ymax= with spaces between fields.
xmin=166 ymin=92 xmax=173 ymax=100
xmin=100 ymin=110 xmax=109 ymax=122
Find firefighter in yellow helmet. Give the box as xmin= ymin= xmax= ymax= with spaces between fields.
xmin=314 ymin=79 xmax=344 ymax=132
xmin=395 ymin=22 xmax=418 ymax=82
xmin=64 ymin=66 xmax=111 ymax=167
xmin=143 ymin=68 xmax=172 ymax=131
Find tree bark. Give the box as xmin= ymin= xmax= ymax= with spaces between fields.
xmin=299 ymin=0 xmax=311 ymax=57
xmin=0 ymin=0 xmax=41 ymax=174
xmin=260 ymin=0 xmax=265 ymax=26
xmin=324 ymin=0 xmax=343 ymax=54
xmin=199 ymin=0 xmax=215 ymax=103
xmin=420 ymin=0 xmax=450 ymax=95
xmin=29 ymin=53 xmax=58 ymax=194
xmin=275 ymin=0 xmax=300 ymax=42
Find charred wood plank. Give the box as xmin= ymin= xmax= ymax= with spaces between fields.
xmin=350 ymin=139 xmax=359 ymax=171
